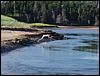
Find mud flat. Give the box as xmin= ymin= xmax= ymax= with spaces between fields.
xmin=1 ymin=28 xmax=64 ymax=53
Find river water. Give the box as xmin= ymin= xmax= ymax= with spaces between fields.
xmin=1 ymin=28 xmax=99 ymax=75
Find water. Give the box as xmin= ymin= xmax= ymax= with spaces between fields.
xmin=1 ymin=28 xmax=99 ymax=75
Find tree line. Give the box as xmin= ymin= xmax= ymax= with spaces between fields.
xmin=1 ymin=1 xmax=99 ymax=25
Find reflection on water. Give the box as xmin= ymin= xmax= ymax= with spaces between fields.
xmin=64 ymin=33 xmax=99 ymax=37
xmin=43 ymin=45 xmax=67 ymax=51
xmin=73 ymin=46 xmax=98 ymax=53
xmin=73 ymin=40 xmax=98 ymax=53
xmin=52 ymin=28 xmax=99 ymax=53
xmin=1 ymin=28 xmax=99 ymax=75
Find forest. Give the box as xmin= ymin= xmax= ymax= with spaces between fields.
xmin=1 ymin=1 xmax=99 ymax=26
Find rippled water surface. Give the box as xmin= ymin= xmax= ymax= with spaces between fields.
xmin=1 ymin=28 xmax=99 ymax=75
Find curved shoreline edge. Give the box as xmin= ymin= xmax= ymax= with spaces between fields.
xmin=1 ymin=29 xmax=64 ymax=53
xmin=1 ymin=26 xmax=99 ymax=53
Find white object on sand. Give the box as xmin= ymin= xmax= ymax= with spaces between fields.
xmin=37 ymin=34 xmax=50 ymax=42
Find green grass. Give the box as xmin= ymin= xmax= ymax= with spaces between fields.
xmin=1 ymin=15 xmax=30 ymax=28
xmin=1 ymin=15 xmax=57 ymax=28
xmin=29 ymin=23 xmax=56 ymax=27
xmin=1 ymin=15 xmax=16 ymax=21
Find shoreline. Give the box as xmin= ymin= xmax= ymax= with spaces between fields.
xmin=1 ymin=26 xmax=99 ymax=53
xmin=58 ymin=26 xmax=99 ymax=29
xmin=1 ymin=28 xmax=64 ymax=53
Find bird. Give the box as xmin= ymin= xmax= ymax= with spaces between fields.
xmin=37 ymin=34 xmax=50 ymax=42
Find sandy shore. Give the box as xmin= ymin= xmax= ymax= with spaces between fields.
xmin=1 ymin=30 xmax=41 ymax=41
xmin=1 ymin=30 xmax=41 ymax=53
xmin=1 ymin=28 xmax=64 ymax=53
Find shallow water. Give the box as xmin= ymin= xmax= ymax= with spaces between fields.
xmin=1 ymin=28 xmax=99 ymax=75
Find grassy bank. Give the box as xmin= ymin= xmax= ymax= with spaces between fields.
xmin=1 ymin=15 xmax=98 ymax=29
xmin=1 ymin=15 xmax=57 ymax=28
xmin=29 ymin=23 xmax=56 ymax=27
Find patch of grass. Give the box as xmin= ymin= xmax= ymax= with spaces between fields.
xmin=1 ymin=21 xmax=30 ymax=28
xmin=1 ymin=15 xmax=16 ymax=21
xmin=30 ymin=23 xmax=56 ymax=27
xmin=1 ymin=15 xmax=31 ymax=28
xmin=1 ymin=15 xmax=57 ymax=28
